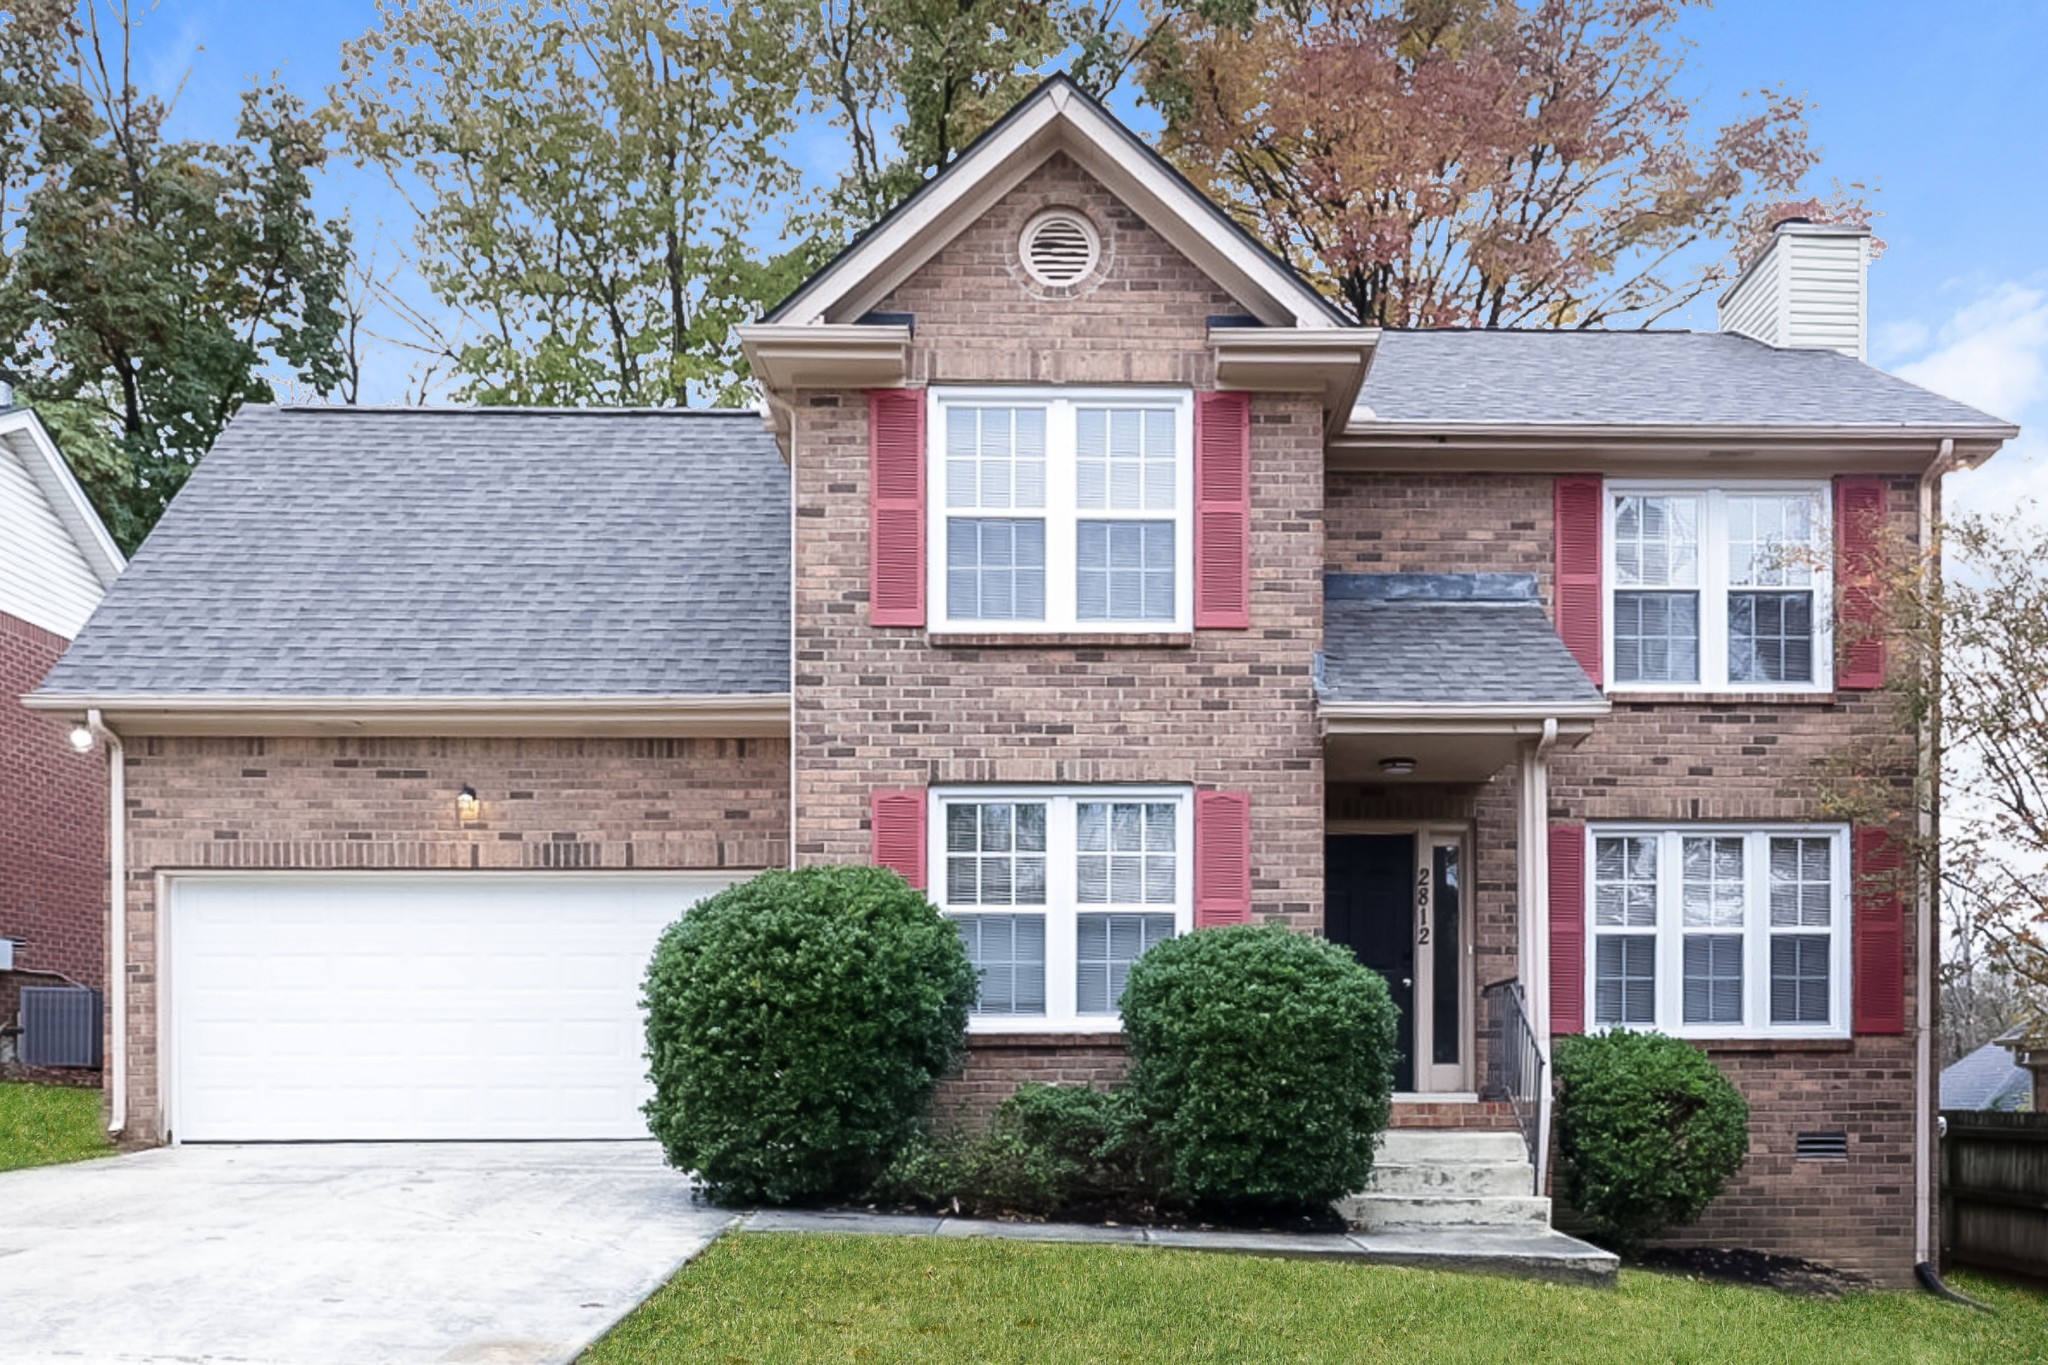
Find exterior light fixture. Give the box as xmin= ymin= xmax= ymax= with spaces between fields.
xmin=456 ymin=785 xmax=481 ymax=821
xmin=68 ymin=723 xmax=94 ymax=753
xmin=1378 ymin=757 xmax=1417 ymax=776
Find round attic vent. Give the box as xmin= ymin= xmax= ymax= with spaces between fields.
xmin=1020 ymin=209 xmax=1100 ymax=287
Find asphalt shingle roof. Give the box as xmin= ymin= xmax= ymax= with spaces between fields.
xmin=37 ymin=407 xmax=790 ymax=698
xmin=1354 ymin=330 xmax=2015 ymax=430
xmin=1319 ymin=574 xmax=1605 ymax=708
xmin=1940 ymin=1040 xmax=2034 ymax=1112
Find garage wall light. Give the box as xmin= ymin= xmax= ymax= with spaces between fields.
xmin=1378 ymin=757 xmax=1417 ymax=776
xmin=68 ymin=723 xmax=94 ymax=753
xmin=456 ymin=785 xmax=481 ymax=821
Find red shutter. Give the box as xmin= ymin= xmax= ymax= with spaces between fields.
xmin=869 ymin=390 xmax=925 ymax=627
xmin=1548 ymin=822 xmax=1587 ymax=1035
xmin=1194 ymin=391 xmax=1252 ymax=629
xmin=1194 ymin=789 xmax=1251 ymax=926
xmin=870 ymin=788 xmax=926 ymax=889
xmin=1553 ymin=476 xmax=1604 ymax=685
xmin=1835 ymin=477 xmax=1888 ymax=690
xmin=1852 ymin=825 xmax=1906 ymax=1035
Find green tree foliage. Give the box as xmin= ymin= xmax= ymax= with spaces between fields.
xmin=1551 ymin=1030 xmax=1750 ymax=1249
xmin=334 ymin=0 xmax=823 ymax=407
xmin=0 ymin=2 xmax=349 ymax=551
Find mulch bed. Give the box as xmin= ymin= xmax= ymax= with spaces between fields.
xmin=842 ymin=1195 xmax=1349 ymax=1235
xmin=1631 ymin=1245 xmax=1871 ymax=1296
xmin=0 ymin=1062 xmax=102 ymax=1089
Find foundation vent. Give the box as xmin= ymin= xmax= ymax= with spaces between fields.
xmin=1795 ymin=1131 xmax=1849 ymax=1161
xmin=1021 ymin=210 xmax=1099 ymax=287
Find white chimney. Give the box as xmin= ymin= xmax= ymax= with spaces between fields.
xmin=1718 ymin=220 xmax=1871 ymax=360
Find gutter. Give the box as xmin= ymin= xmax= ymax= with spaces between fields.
xmin=84 ymin=709 xmax=125 ymax=1138
xmin=1916 ymin=437 xmax=1958 ymax=1270
xmin=22 ymin=693 xmax=793 ymax=738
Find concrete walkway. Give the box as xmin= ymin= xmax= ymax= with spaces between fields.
xmin=0 ymin=1142 xmax=730 ymax=1365
xmin=745 ymin=1208 xmax=1620 ymax=1285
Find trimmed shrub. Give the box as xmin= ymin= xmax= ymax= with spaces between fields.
xmin=642 ymin=866 xmax=977 ymax=1204
xmin=868 ymin=1084 xmax=1148 ymax=1217
xmin=1119 ymin=924 xmax=1399 ymax=1211
xmin=1552 ymin=1029 xmax=1751 ymax=1249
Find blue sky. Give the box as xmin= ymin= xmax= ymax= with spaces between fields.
xmin=123 ymin=0 xmax=2048 ymax=508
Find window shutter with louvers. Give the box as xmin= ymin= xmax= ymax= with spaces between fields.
xmin=870 ymin=789 xmax=926 ymax=889
xmin=1835 ymin=478 xmax=1887 ymax=690
xmin=1194 ymin=392 xmax=1251 ymax=629
xmin=869 ymin=390 xmax=925 ymax=627
xmin=1851 ymin=825 xmax=1906 ymax=1034
xmin=1194 ymin=790 xmax=1251 ymax=926
xmin=1553 ymin=476 xmax=1604 ymax=685
xmin=1549 ymin=822 xmax=1587 ymax=1034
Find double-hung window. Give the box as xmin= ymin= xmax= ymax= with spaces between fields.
xmin=1607 ymin=483 xmax=1831 ymax=691
xmin=930 ymin=787 xmax=1193 ymax=1031
xmin=1587 ymin=826 xmax=1850 ymax=1039
xmin=930 ymin=390 xmax=1193 ymax=633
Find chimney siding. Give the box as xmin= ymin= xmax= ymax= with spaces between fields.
xmin=1718 ymin=224 xmax=1869 ymax=361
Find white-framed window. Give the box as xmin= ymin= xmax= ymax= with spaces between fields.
xmin=928 ymin=388 xmax=1194 ymax=634
xmin=929 ymin=786 xmax=1193 ymax=1032
xmin=1605 ymin=482 xmax=1832 ymax=692
xmin=1586 ymin=825 xmax=1851 ymax=1040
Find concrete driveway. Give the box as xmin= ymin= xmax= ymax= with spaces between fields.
xmin=0 ymin=1142 xmax=732 ymax=1364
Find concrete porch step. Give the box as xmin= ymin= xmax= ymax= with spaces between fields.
xmin=1375 ymin=1129 xmax=1530 ymax=1165
xmin=1336 ymin=1192 xmax=1553 ymax=1231
xmin=1367 ymin=1160 xmax=1535 ymax=1197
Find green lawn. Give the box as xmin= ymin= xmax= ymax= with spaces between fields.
xmin=0 ymin=1082 xmax=113 ymax=1173
xmin=584 ymin=1232 xmax=2048 ymax=1364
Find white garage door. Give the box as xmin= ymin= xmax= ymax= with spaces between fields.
xmin=168 ymin=873 xmax=737 ymax=1142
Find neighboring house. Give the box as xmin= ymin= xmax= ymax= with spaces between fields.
xmin=27 ymin=79 xmax=2016 ymax=1285
xmin=0 ymin=400 xmax=124 ymax=1064
xmin=1940 ymin=1037 xmax=2032 ymax=1112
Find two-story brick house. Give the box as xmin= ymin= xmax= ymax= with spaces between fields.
xmin=31 ymin=80 xmax=2015 ymax=1283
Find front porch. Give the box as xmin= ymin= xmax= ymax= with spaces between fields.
xmin=1317 ymin=572 xmax=1612 ymax=1226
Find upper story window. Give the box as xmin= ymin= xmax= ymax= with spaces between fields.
xmin=1586 ymin=824 xmax=1850 ymax=1040
xmin=928 ymin=389 xmax=1193 ymax=634
xmin=1606 ymin=482 xmax=1831 ymax=691
xmin=930 ymin=786 xmax=1193 ymax=1032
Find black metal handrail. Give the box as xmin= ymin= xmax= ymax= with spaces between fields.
xmin=1480 ymin=978 xmax=1544 ymax=1193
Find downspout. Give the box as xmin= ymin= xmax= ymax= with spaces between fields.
xmin=84 ymin=708 xmax=125 ymax=1138
xmin=1530 ymin=716 xmax=1559 ymax=1190
xmin=1914 ymin=438 xmax=1956 ymax=1271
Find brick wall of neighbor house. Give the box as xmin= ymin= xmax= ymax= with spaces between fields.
xmin=0 ymin=612 xmax=105 ymax=1044
xmin=789 ymin=153 xmax=1327 ymax=1118
xmin=114 ymin=734 xmax=790 ymax=1143
xmin=1329 ymin=469 xmax=1929 ymax=1283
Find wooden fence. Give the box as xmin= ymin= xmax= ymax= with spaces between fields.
xmin=1942 ymin=1109 xmax=2048 ymax=1280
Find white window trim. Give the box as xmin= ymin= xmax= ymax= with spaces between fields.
xmin=928 ymin=785 xmax=1194 ymax=1034
xmin=1584 ymin=823 xmax=1852 ymax=1041
xmin=1604 ymin=480 xmax=1834 ymax=694
xmin=926 ymin=387 xmax=1195 ymax=635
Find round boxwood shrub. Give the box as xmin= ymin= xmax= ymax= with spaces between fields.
xmin=642 ymin=865 xmax=976 ymax=1205
xmin=1119 ymin=924 xmax=1399 ymax=1211
xmin=1552 ymin=1029 xmax=1751 ymax=1249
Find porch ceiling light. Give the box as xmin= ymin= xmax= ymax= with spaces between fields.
xmin=1378 ymin=757 xmax=1417 ymax=776
xmin=456 ymin=785 xmax=481 ymax=821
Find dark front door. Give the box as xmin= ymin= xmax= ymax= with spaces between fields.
xmin=1326 ymin=834 xmax=1416 ymax=1092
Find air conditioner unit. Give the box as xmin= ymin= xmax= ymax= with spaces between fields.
xmin=21 ymin=986 xmax=102 ymax=1068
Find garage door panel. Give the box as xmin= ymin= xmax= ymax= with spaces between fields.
xmin=169 ymin=874 xmax=734 ymax=1141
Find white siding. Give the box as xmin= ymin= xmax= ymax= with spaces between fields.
xmin=1718 ymin=227 xmax=1868 ymax=361
xmin=0 ymin=429 xmax=105 ymax=639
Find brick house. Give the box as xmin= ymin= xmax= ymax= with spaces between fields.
xmin=0 ymin=401 xmax=124 ymax=1066
xmin=29 ymin=80 xmax=2017 ymax=1282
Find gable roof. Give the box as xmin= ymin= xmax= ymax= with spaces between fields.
xmin=33 ymin=407 xmax=789 ymax=709
xmin=1350 ymin=330 xmax=2016 ymax=437
xmin=764 ymin=75 xmax=1351 ymax=331
xmin=1940 ymin=1040 xmax=2034 ymax=1112
xmin=0 ymin=407 xmax=124 ymax=641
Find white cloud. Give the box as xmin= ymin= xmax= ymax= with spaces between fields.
xmin=1888 ymin=283 xmax=2048 ymax=520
